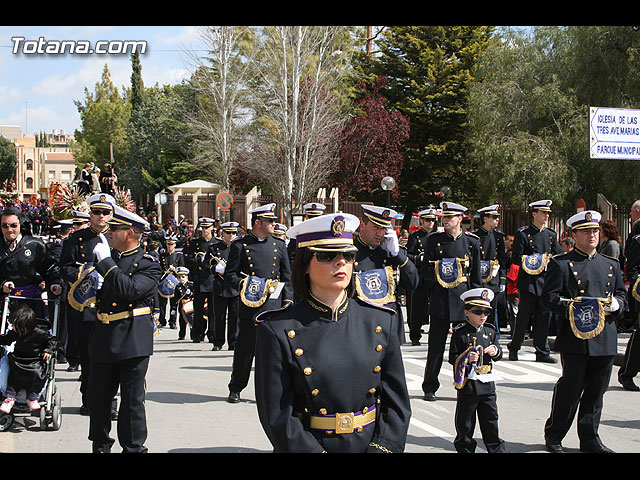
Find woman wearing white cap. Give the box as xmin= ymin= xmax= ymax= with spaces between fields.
xmin=254 ymin=213 xmax=411 ymax=453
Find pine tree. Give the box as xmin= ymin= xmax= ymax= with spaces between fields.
xmin=369 ymin=26 xmax=495 ymax=214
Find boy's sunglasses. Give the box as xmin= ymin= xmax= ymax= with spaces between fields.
xmin=470 ymin=308 xmax=491 ymax=317
xmin=314 ymin=251 xmax=356 ymax=264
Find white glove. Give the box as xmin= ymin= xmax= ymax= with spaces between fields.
xmin=215 ymin=263 xmax=225 ymax=274
xmin=382 ymin=228 xmax=400 ymax=257
xmin=93 ymin=233 xmax=111 ymax=262
xmin=604 ymin=297 xmax=620 ymax=313
xmin=96 ymin=273 xmax=104 ymax=290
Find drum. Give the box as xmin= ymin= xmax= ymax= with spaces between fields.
xmin=183 ymin=299 xmax=194 ymax=314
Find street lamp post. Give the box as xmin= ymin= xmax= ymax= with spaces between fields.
xmin=381 ymin=176 xmax=396 ymax=207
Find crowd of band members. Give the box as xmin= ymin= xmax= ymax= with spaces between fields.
xmin=3 ymin=194 xmax=640 ymax=454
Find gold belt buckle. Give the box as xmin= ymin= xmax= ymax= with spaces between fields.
xmin=335 ymin=412 xmax=355 ymax=434
xmin=98 ymin=313 xmax=110 ymax=324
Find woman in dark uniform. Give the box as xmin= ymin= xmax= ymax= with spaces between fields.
xmin=254 ymin=213 xmax=411 ymax=453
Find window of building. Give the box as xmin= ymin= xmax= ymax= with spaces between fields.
xmin=26 ymin=159 xmax=33 ymax=170
xmin=61 ymin=171 xmax=72 ymax=181
xmin=26 ymin=177 xmax=33 ymax=189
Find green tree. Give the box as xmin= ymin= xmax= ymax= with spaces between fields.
xmin=468 ymin=27 xmax=576 ymax=214
xmin=469 ymin=26 xmax=640 ymax=215
xmin=369 ymin=26 xmax=495 ymax=216
xmin=72 ymin=64 xmax=130 ymax=172
xmin=560 ymin=25 xmax=640 ymax=207
xmin=0 ymin=136 xmax=17 ymax=184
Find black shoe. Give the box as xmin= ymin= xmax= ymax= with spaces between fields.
xmin=411 ymin=341 xmax=421 ymax=346
xmin=66 ymin=364 xmax=80 ymax=372
xmin=79 ymin=404 xmax=89 ymax=415
xmin=212 ymin=345 xmax=221 ymax=351
xmin=57 ymin=355 xmax=67 ymax=364
xmin=580 ymin=441 xmax=614 ymax=453
xmin=545 ymin=437 xmax=564 ymax=453
xmin=536 ymin=354 xmax=557 ymax=364
xmin=508 ymin=350 xmax=518 ymax=361
xmin=423 ymin=392 xmax=437 ymax=402
xmin=227 ymin=392 xmax=240 ymax=404
xmin=619 ymin=374 xmax=640 ymax=391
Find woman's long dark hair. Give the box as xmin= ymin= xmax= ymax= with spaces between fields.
xmin=291 ymin=247 xmax=356 ymax=300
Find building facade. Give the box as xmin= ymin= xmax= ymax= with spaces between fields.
xmin=1 ymin=126 xmax=77 ymax=201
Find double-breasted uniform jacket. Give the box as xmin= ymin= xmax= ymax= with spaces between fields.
xmin=254 ymin=295 xmax=411 ymax=453
xmin=512 ymin=224 xmax=564 ymax=296
xmin=541 ymin=248 xmax=626 ymax=356
xmin=421 ymin=231 xmax=482 ymax=322
xmin=405 ymin=228 xmax=431 ymax=286
xmin=472 ymin=227 xmax=507 ymax=293
xmin=204 ymin=239 xmax=239 ymax=298
xmin=185 ymin=235 xmax=216 ymax=293
xmin=449 ymin=321 xmax=502 ymax=396
xmin=224 ymin=233 xmax=293 ymax=320
xmin=0 ymin=233 xmax=61 ymax=293
xmin=59 ymin=226 xmax=106 ymax=321
xmin=91 ymin=246 xmax=162 ymax=362
xmin=159 ymin=249 xmax=185 ymax=275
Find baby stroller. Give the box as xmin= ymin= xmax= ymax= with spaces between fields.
xmin=0 ymin=295 xmax=62 ymax=432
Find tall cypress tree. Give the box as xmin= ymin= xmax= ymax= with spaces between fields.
xmin=370 ymin=26 xmax=495 ymax=216
xmin=130 ymin=50 xmax=145 ymax=113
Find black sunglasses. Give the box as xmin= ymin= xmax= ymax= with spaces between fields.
xmin=91 ymin=209 xmax=112 ymax=216
xmin=314 ymin=251 xmax=356 ymax=264
xmin=470 ymin=308 xmax=492 ymax=317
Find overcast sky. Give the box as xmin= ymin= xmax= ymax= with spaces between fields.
xmin=0 ymin=26 xmax=205 ymax=136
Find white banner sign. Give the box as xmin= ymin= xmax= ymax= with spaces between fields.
xmin=590 ymin=106 xmax=640 ymax=159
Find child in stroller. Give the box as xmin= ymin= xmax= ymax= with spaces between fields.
xmin=0 ymin=305 xmax=57 ymax=413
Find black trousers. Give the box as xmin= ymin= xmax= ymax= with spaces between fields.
xmin=158 ymin=296 xmax=177 ymax=327
xmin=88 ymin=355 xmax=149 ymax=453
xmin=65 ymin=306 xmax=80 ymax=366
xmin=619 ymin=328 xmax=640 ymax=381
xmin=508 ymin=291 xmax=551 ymax=356
xmin=228 ymin=315 xmax=257 ymax=394
xmin=422 ymin=316 xmax=450 ymax=394
xmin=408 ymin=288 xmax=430 ymax=344
xmin=212 ymin=295 xmax=238 ymax=349
xmin=178 ymin=305 xmax=191 ymax=339
xmin=77 ymin=316 xmax=95 ymax=407
xmin=544 ymin=353 xmax=614 ymax=444
xmin=454 ymin=391 xmax=505 ymax=453
xmin=191 ymin=291 xmax=212 ymax=341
